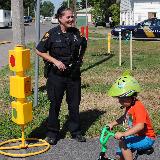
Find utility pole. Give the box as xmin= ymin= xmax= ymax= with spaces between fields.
xmin=28 ymin=7 xmax=30 ymax=16
xmin=11 ymin=0 xmax=25 ymax=46
xmin=34 ymin=0 xmax=40 ymax=107
xmin=85 ymin=0 xmax=88 ymax=26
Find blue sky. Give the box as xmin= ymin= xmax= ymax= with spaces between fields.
xmin=50 ymin=0 xmax=64 ymax=13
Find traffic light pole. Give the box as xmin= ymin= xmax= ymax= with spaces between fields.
xmin=34 ymin=0 xmax=40 ymax=107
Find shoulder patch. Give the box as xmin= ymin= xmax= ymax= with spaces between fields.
xmin=44 ymin=32 xmax=50 ymax=38
xmin=42 ymin=32 xmax=50 ymax=41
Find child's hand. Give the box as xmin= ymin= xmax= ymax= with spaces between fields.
xmin=114 ymin=132 xmax=125 ymax=140
xmin=107 ymin=123 xmax=114 ymax=130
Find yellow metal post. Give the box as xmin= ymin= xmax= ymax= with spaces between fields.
xmin=130 ymin=31 xmax=133 ymax=70
xmin=107 ymin=32 xmax=111 ymax=54
xmin=119 ymin=32 xmax=122 ymax=66
xmin=21 ymin=125 xmax=25 ymax=148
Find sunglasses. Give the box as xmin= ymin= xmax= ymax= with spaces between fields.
xmin=66 ymin=16 xmax=74 ymax=19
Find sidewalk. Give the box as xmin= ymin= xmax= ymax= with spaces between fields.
xmin=0 ymin=136 xmax=159 ymax=160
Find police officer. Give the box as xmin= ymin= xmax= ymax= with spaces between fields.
xmin=36 ymin=6 xmax=87 ymax=145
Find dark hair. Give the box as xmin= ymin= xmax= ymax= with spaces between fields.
xmin=55 ymin=6 xmax=72 ymax=19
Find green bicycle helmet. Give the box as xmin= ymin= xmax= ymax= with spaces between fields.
xmin=108 ymin=71 xmax=141 ymax=97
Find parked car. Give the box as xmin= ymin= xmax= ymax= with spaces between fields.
xmin=94 ymin=17 xmax=106 ymax=27
xmin=24 ymin=16 xmax=32 ymax=23
xmin=111 ymin=18 xmax=160 ymax=39
xmin=51 ymin=17 xmax=58 ymax=24
xmin=45 ymin=17 xmax=52 ymax=21
xmin=40 ymin=15 xmax=45 ymax=23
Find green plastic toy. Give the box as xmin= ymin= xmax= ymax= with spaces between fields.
xmin=100 ymin=126 xmax=115 ymax=152
xmin=98 ymin=125 xmax=154 ymax=160
xmin=98 ymin=126 xmax=116 ymax=160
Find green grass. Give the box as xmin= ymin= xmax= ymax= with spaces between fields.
xmin=0 ymin=29 xmax=160 ymax=140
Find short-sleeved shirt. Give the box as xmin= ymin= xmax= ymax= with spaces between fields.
xmin=125 ymin=100 xmax=156 ymax=139
xmin=36 ymin=25 xmax=87 ymax=66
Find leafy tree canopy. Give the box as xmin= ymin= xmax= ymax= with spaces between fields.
xmin=0 ymin=0 xmax=36 ymax=10
xmin=0 ymin=0 xmax=11 ymax=10
xmin=0 ymin=1 xmax=55 ymax=18
xmin=0 ymin=0 xmax=36 ymax=16
xmin=108 ymin=3 xmax=120 ymax=26
xmin=61 ymin=0 xmax=81 ymax=11
xmin=77 ymin=0 xmax=119 ymax=25
xmin=40 ymin=1 xmax=55 ymax=17
xmin=60 ymin=0 xmax=118 ymax=22
xmin=61 ymin=1 xmax=68 ymax=8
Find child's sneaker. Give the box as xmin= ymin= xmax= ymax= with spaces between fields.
xmin=98 ymin=152 xmax=107 ymax=160
xmin=98 ymin=152 xmax=116 ymax=160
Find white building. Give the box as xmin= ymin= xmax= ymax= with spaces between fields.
xmin=120 ymin=0 xmax=160 ymax=25
xmin=76 ymin=7 xmax=92 ymax=26
xmin=77 ymin=7 xmax=92 ymax=23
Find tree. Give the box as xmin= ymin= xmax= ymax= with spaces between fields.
xmin=0 ymin=0 xmax=36 ymax=17
xmin=61 ymin=1 xmax=68 ymax=8
xmin=0 ymin=0 xmax=11 ymax=10
xmin=79 ymin=0 xmax=119 ymax=26
xmin=80 ymin=0 xmax=94 ymax=9
xmin=108 ymin=3 xmax=120 ymax=26
xmin=23 ymin=0 xmax=36 ymax=16
xmin=90 ymin=0 xmax=117 ymax=20
xmin=61 ymin=0 xmax=81 ymax=11
xmin=40 ymin=1 xmax=55 ymax=17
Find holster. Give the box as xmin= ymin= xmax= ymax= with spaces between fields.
xmin=44 ymin=60 xmax=52 ymax=78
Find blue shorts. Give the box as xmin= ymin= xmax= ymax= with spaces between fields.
xmin=116 ymin=135 xmax=155 ymax=156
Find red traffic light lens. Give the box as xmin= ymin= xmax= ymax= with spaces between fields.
xmin=10 ymin=55 xmax=15 ymax=67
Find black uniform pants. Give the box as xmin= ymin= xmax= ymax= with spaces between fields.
xmin=46 ymin=73 xmax=81 ymax=137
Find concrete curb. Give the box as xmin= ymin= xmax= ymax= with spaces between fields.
xmin=0 ymin=41 xmax=11 ymax=45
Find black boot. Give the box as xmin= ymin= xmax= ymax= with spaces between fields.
xmin=71 ymin=134 xmax=86 ymax=142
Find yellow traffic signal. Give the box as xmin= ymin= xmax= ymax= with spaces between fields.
xmin=10 ymin=76 xmax=31 ymax=98
xmin=11 ymin=101 xmax=32 ymax=125
xmin=9 ymin=45 xmax=30 ymax=72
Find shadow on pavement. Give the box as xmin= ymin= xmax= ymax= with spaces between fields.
xmin=28 ymin=109 xmax=105 ymax=139
xmin=60 ymin=109 xmax=105 ymax=138
xmin=28 ymin=118 xmax=48 ymax=139
xmin=80 ymin=109 xmax=105 ymax=136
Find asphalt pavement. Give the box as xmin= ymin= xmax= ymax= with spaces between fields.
xmin=0 ymin=136 xmax=159 ymax=160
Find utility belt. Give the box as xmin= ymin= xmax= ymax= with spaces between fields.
xmin=44 ymin=60 xmax=82 ymax=79
xmin=53 ymin=61 xmax=81 ymax=78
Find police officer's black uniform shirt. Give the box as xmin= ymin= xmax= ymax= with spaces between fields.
xmin=36 ymin=25 xmax=87 ymax=66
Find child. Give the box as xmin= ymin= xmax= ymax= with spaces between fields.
xmin=107 ymin=72 xmax=156 ymax=160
